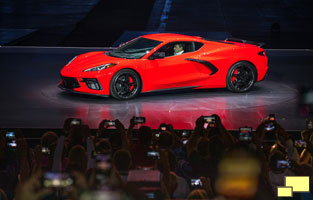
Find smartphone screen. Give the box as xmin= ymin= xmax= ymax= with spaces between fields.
xmin=105 ymin=121 xmax=115 ymax=127
xmin=264 ymin=122 xmax=275 ymax=131
xmin=134 ymin=117 xmax=146 ymax=124
xmin=182 ymin=130 xmax=190 ymax=137
xmin=160 ymin=126 xmax=167 ymax=131
xmin=42 ymin=172 xmax=73 ymax=188
xmin=42 ymin=147 xmax=51 ymax=154
xmin=6 ymin=132 xmax=17 ymax=148
xmin=191 ymin=179 xmax=202 ymax=187
xmin=147 ymin=151 xmax=160 ymax=159
xmin=239 ymin=127 xmax=252 ymax=141
xmin=276 ymin=160 xmax=291 ymax=169
xmin=70 ymin=118 xmax=81 ymax=126
xmin=294 ymin=140 xmax=307 ymax=148
xmin=204 ymin=116 xmax=215 ymax=123
xmin=5 ymin=132 xmax=15 ymax=138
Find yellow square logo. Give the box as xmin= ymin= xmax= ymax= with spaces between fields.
xmin=285 ymin=176 xmax=310 ymax=192
xmin=277 ymin=186 xmax=293 ymax=197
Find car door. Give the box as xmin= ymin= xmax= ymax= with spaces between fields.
xmin=145 ymin=41 xmax=205 ymax=91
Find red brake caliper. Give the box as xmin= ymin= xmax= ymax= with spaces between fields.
xmin=129 ymin=76 xmax=134 ymax=91
xmin=232 ymin=69 xmax=238 ymax=82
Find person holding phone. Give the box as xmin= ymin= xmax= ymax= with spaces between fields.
xmin=127 ymin=117 xmax=155 ymax=168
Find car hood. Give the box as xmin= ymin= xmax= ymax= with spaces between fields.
xmin=65 ymin=51 xmax=126 ymax=71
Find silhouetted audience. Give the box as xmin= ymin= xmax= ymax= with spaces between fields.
xmin=2 ymin=114 xmax=313 ymax=200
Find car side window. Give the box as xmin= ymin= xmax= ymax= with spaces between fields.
xmin=154 ymin=41 xmax=200 ymax=57
xmin=194 ymin=42 xmax=204 ymax=51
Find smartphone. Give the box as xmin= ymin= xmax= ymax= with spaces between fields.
xmin=7 ymin=141 xmax=17 ymax=148
xmin=70 ymin=118 xmax=81 ymax=126
xmin=239 ymin=127 xmax=252 ymax=141
xmin=182 ymin=130 xmax=190 ymax=137
xmin=183 ymin=139 xmax=188 ymax=145
xmin=42 ymin=147 xmax=51 ymax=155
xmin=5 ymin=132 xmax=15 ymax=139
xmin=42 ymin=172 xmax=74 ymax=188
xmin=269 ymin=114 xmax=275 ymax=121
xmin=145 ymin=192 xmax=155 ymax=199
xmin=294 ymin=140 xmax=307 ymax=148
xmin=134 ymin=117 xmax=146 ymax=124
xmin=204 ymin=122 xmax=209 ymax=129
xmin=96 ymin=154 xmax=112 ymax=171
xmin=160 ymin=125 xmax=167 ymax=131
xmin=6 ymin=132 xmax=17 ymax=148
xmin=190 ymin=179 xmax=202 ymax=187
xmin=147 ymin=151 xmax=160 ymax=159
xmin=95 ymin=154 xmax=112 ymax=187
xmin=155 ymin=132 xmax=160 ymax=138
xmin=264 ymin=122 xmax=275 ymax=131
xmin=276 ymin=160 xmax=291 ymax=169
xmin=204 ymin=116 xmax=215 ymax=127
xmin=105 ymin=121 xmax=116 ymax=127
xmin=306 ymin=118 xmax=313 ymax=130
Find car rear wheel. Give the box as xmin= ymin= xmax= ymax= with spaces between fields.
xmin=110 ymin=69 xmax=141 ymax=100
xmin=226 ymin=61 xmax=256 ymax=92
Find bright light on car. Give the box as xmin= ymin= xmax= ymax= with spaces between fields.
xmin=83 ymin=63 xmax=116 ymax=72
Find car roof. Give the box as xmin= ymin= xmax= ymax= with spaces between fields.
xmin=142 ymin=33 xmax=202 ymax=42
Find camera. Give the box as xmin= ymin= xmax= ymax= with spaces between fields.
xmin=294 ymin=140 xmax=307 ymax=148
xmin=276 ymin=160 xmax=291 ymax=169
xmin=204 ymin=116 xmax=216 ymax=128
xmin=70 ymin=118 xmax=81 ymax=126
xmin=42 ymin=172 xmax=74 ymax=188
xmin=105 ymin=121 xmax=116 ymax=127
xmin=147 ymin=151 xmax=160 ymax=159
xmin=190 ymin=179 xmax=202 ymax=187
xmin=134 ymin=117 xmax=146 ymax=124
xmin=239 ymin=127 xmax=252 ymax=141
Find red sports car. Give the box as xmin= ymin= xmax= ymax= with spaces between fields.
xmin=59 ymin=33 xmax=268 ymax=100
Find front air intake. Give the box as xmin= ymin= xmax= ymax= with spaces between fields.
xmin=82 ymin=78 xmax=102 ymax=90
xmin=61 ymin=76 xmax=80 ymax=89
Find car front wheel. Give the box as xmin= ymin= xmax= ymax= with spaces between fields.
xmin=110 ymin=69 xmax=141 ymax=100
xmin=226 ymin=61 xmax=256 ymax=92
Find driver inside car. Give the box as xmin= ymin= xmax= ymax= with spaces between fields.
xmin=173 ymin=43 xmax=185 ymax=56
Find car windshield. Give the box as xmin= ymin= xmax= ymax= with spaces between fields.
xmin=108 ymin=37 xmax=162 ymax=59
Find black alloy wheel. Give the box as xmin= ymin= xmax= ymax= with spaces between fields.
xmin=226 ymin=61 xmax=256 ymax=92
xmin=110 ymin=69 xmax=141 ymax=100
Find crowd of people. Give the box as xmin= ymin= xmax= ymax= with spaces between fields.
xmin=1 ymin=114 xmax=313 ymax=200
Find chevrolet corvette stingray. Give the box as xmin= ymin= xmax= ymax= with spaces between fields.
xmin=59 ymin=33 xmax=268 ymax=100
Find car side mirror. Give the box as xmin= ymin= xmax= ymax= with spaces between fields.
xmin=149 ymin=52 xmax=165 ymax=60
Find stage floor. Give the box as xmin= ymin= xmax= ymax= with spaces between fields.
xmin=0 ymin=47 xmax=312 ymax=130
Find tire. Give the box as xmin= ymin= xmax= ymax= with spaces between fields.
xmin=110 ymin=69 xmax=141 ymax=100
xmin=226 ymin=61 xmax=256 ymax=93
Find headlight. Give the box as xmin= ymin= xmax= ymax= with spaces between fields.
xmin=67 ymin=56 xmax=77 ymax=65
xmin=83 ymin=63 xmax=116 ymax=72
